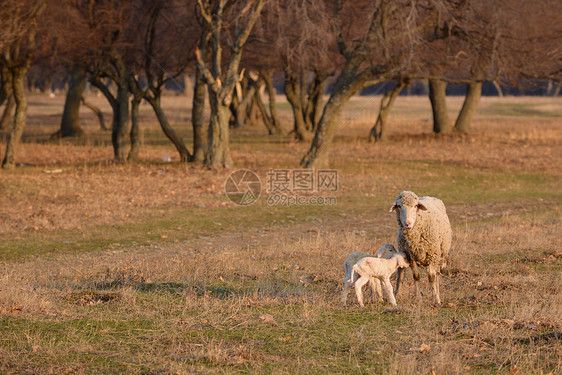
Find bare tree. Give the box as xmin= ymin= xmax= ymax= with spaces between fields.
xmin=41 ymin=1 xmax=106 ymax=140
xmin=301 ymin=1 xmax=435 ymax=167
xmin=63 ymin=0 xmax=138 ymax=162
xmin=257 ymin=0 xmax=336 ymax=141
xmin=194 ymin=0 xmax=268 ymax=168
xmin=130 ymin=0 xmax=197 ymax=163
xmin=426 ymin=0 xmax=562 ymax=134
xmin=0 ymin=0 xmax=46 ymax=169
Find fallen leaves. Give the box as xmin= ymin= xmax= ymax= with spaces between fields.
xmin=409 ymin=343 xmax=431 ymax=354
xmin=259 ymin=313 xmax=277 ymax=325
xmin=64 ymin=290 xmax=119 ymax=306
xmin=419 ymin=343 xmax=431 ymax=353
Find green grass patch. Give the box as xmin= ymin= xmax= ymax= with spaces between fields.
xmin=481 ymin=102 xmax=562 ymax=118
xmin=2 ymin=158 xmax=559 ymax=262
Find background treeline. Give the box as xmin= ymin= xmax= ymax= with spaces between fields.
xmin=0 ymin=0 xmax=560 ymax=168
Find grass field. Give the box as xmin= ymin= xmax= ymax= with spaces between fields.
xmin=0 ymin=93 xmax=561 ymax=374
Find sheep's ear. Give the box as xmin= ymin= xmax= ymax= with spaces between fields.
xmin=417 ymin=202 xmax=427 ymax=211
xmin=389 ymin=201 xmax=399 ymax=212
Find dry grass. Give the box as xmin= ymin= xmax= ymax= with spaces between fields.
xmin=0 ymin=94 xmax=560 ymax=373
xmin=0 ymin=209 xmax=560 ymax=373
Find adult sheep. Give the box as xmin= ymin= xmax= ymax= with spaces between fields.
xmin=389 ymin=191 xmax=452 ymax=305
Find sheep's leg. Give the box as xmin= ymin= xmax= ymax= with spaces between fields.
xmin=371 ymin=277 xmax=383 ymax=301
xmin=411 ymin=261 xmax=422 ymax=302
xmin=354 ymin=276 xmax=369 ymax=307
xmin=394 ymin=267 xmax=403 ymax=296
xmin=428 ymin=264 xmax=441 ymax=305
xmin=342 ymin=279 xmax=352 ymax=306
xmin=383 ymin=278 xmax=397 ymax=307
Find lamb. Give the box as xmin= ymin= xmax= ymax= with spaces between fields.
xmin=341 ymin=244 xmax=398 ymax=306
xmin=350 ymin=251 xmax=410 ymax=307
xmin=389 ymin=191 xmax=452 ymax=305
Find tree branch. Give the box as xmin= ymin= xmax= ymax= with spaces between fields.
xmin=194 ymin=46 xmax=222 ymax=93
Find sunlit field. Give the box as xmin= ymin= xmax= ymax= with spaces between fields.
xmin=0 ymin=93 xmax=560 ymax=374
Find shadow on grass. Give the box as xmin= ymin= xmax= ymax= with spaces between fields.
xmin=90 ymin=278 xmax=253 ymax=299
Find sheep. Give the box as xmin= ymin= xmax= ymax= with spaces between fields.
xmin=341 ymin=244 xmax=398 ymax=306
xmin=389 ymin=190 xmax=452 ymax=305
xmin=375 ymin=243 xmax=398 ymax=259
xmin=350 ymin=251 xmax=410 ymax=307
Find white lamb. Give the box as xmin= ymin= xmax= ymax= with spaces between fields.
xmin=350 ymin=251 xmax=410 ymax=307
xmin=341 ymin=244 xmax=398 ymax=306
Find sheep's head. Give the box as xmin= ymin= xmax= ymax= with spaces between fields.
xmin=375 ymin=244 xmax=397 ymax=259
xmin=389 ymin=191 xmax=427 ymax=230
xmin=392 ymin=252 xmax=410 ymax=268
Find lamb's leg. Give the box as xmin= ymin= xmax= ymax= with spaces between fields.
xmin=371 ymin=277 xmax=383 ymax=301
xmin=394 ymin=267 xmax=403 ymax=296
xmin=354 ymin=276 xmax=369 ymax=307
xmin=428 ymin=264 xmax=441 ymax=305
xmin=342 ymin=279 xmax=351 ymax=306
xmin=342 ymin=271 xmax=357 ymax=305
xmin=383 ymin=278 xmax=397 ymax=307
xmin=411 ymin=261 xmax=422 ymax=302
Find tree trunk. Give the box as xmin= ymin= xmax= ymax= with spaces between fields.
xmin=261 ymin=70 xmax=283 ymax=134
xmin=128 ymin=95 xmax=141 ymax=162
xmin=81 ymin=96 xmax=107 ymax=130
xmin=284 ymin=73 xmax=312 ymax=141
xmin=112 ymin=74 xmax=130 ymax=162
xmin=2 ymin=68 xmax=28 ymax=169
xmin=247 ymin=93 xmax=260 ymax=126
xmin=0 ymin=66 xmax=11 ymax=103
xmin=233 ymin=77 xmax=251 ymax=128
xmin=205 ymin=92 xmax=233 ymax=168
xmin=90 ymin=75 xmax=129 ymax=162
xmin=254 ymin=88 xmax=276 ymax=135
xmin=253 ymin=73 xmax=282 ymax=136
xmin=492 ymin=81 xmax=503 ymax=97
xmin=300 ymin=55 xmax=374 ymax=168
xmin=236 ymin=73 xmax=263 ymax=128
xmin=300 ymin=89 xmax=352 ymax=168
xmin=429 ymin=79 xmax=451 ymax=134
xmin=192 ymin=14 xmax=210 ymax=163
xmin=454 ymin=82 xmax=482 ymax=134
xmin=0 ymin=95 xmax=15 ymax=130
xmin=0 ymin=65 xmax=15 ymax=130
xmin=305 ymin=72 xmax=328 ymax=133
xmin=229 ymin=89 xmax=240 ymax=128
xmin=553 ymin=81 xmax=561 ymax=97
xmin=192 ymin=68 xmax=208 ymax=163
xmin=147 ymin=96 xmax=192 ymax=162
xmin=369 ymin=79 xmax=408 ymax=142
xmin=54 ymin=65 xmax=86 ymax=138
